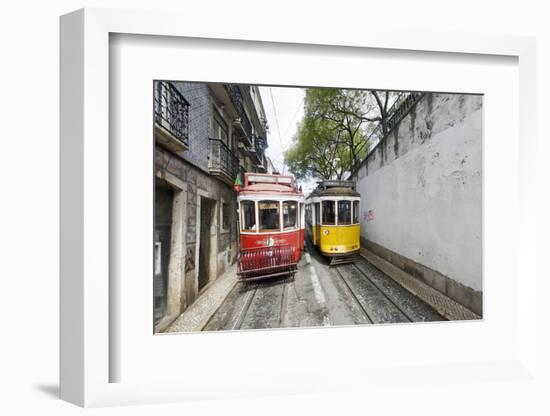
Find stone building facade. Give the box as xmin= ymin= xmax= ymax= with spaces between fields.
xmin=153 ymin=81 xmax=269 ymax=332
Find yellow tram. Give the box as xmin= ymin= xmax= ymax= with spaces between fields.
xmin=305 ymin=180 xmax=361 ymax=265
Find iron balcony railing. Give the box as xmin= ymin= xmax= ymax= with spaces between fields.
xmin=225 ymin=85 xmax=253 ymax=139
xmin=209 ymin=138 xmax=240 ymax=181
xmin=154 ymin=81 xmax=190 ymax=146
xmin=248 ymin=134 xmax=267 ymax=165
xmin=254 ymin=135 xmax=267 ymax=154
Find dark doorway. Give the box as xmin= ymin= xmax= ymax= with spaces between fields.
xmin=154 ymin=184 xmax=174 ymax=323
xmin=198 ymin=197 xmax=216 ymax=291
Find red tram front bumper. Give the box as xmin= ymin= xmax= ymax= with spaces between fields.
xmin=237 ymin=245 xmax=298 ymax=281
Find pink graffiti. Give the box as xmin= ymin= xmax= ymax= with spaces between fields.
xmin=365 ymin=210 xmax=374 ymax=222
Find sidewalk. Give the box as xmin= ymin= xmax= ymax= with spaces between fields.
xmin=163 ymin=263 xmax=238 ymax=333
xmin=359 ymin=247 xmax=480 ymax=321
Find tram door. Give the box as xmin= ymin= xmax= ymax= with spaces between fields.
xmin=314 ymin=202 xmax=320 ymax=245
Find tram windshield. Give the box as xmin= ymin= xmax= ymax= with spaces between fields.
xmin=259 ymin=200 xmax=280 ymax=232
xmin=338 ymin=200 xmax=352 ymax=225
xmin=241 ymin=200 xmax=256 ymax=231
xmin=282 ymin=201 xmax=298 ymax=230
xmin=322 ymin=201 xmax=336 ymax=225
xmin=353 ymin=200 xmax=359 ymax=224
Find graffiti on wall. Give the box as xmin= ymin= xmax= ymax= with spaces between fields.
xmin=363 ymin=209 xmax=374 ymax=222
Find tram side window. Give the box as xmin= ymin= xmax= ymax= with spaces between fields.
xmin=259 ymin=200 xmax=280 ymax=232
xmin=314 ymin=203 xmax=320 ymax=225
xmin=283 ymin=201 xmax=298 ymax=230
xmin=322 ymin=201 xmax=335 ymax=225
xmin=353 ymin=200 xmax=359 ymax=224
xmin=241 ymin=201 xmax=256 ymax=231
xmin=338 ymin=200 xmax=352 ymax=225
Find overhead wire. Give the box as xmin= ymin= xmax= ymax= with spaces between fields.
xmin=269 ymin=87 xmax=286 ymax=174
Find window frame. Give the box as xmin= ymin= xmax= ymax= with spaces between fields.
xmin=282 ymin=200 xmax=298 ymax=231
xmin=353 ymin=200 xmax=360 ymax=224
xmin=337 ymin=200 xmax=352 ymax=225
xmin=258 ymin=200 xmax=282 ymax=233
xmin=213 ymin=107 xmax=229 ymax=146
xmin=240 ymin=200 xmax=257 ymax=232
xmin=321 ymin=200 xmax=336 ymax=226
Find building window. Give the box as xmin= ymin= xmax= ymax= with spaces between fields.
xmin=241 ymin=201 xmax=256 ymax=231
xmin=259 ymin=200 xmax=280 ymax=232
xmin=282 ymin=201 xmax=298 ymax=230
xmin=353 ymin=200 xmax=360 ymax=224
xmin=213 ymin=109 xmax=229 ymax=145
xmin=338 ymin=200 xmax=352 ymax=225
xmin=322 ymin=201 xmax=335 ymax=225
xmin=221 ymin=202 xmax=230 ymax=231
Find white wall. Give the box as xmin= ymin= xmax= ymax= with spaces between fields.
xmin=356 ymin=94 xmax=482 ymax=291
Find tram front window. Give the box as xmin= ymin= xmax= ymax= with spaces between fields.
xmin=241 ymin=200 xmax=256 ymax=231
xmin=353 ymin=200 xmax=359 ymax=224
xmin=259 ymin=200 xmax=280 ymax=232
xmin=338 ymin=200 xmax=352 ymax=225
xmin=322 ymin=201 xmax=335 ymax=225
xmin=283 ymin=201 xmax=297 ymax=230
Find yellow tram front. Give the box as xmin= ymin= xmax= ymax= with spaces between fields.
xmin=305 ymin=181 xmax=361 ymax=263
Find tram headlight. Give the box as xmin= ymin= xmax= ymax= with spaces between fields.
xmin=323 ymin=229 xmax=330 ymax=236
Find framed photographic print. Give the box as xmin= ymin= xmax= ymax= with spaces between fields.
xmin=60 ymin=7 xmax=538 ymax=408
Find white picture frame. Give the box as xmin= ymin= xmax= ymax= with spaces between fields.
xmin=60 ymin=7 xmax=538 ymax=408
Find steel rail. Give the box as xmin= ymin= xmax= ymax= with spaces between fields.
xmin=347 ymin=260 xmax=414 ymax=322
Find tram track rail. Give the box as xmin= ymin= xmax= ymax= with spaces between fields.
xmin=352 ymin=261 xmax=416 ymax=322
xmin=333 ymin=266 xmax=374 ymax=324
xmin=231 ymin=287 xmax=257 ymax=330
xmin=334 ymin=261 xmax=415 ymax=323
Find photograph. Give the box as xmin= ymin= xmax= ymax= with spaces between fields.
xmin=153 ymin=81 xmax=483 ymax=333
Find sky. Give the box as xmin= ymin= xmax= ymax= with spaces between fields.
xmin=258 ymin=86 xmax=317 ymax=194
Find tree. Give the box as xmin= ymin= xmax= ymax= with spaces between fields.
xmin=285 ymin=88 xmax=407 ymax=182
xmin=285 ymin=117 xmax=351 ymax=180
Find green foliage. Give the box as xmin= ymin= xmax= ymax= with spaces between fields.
xmin=284 ymin=87 xmax=407 ymax=181
xmin=285 ymin=88 xmax=375 ymax=181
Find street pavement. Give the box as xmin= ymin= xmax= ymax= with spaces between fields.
xmin=203 ymin=243 xmax=443 ymax=331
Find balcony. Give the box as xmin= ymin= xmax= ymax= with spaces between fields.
xmin=154 ymin=81 xmax=190 ymax=152
xmin=208 ymin=138 xmax=240 ymax=186
xmin=256 ymin=153 xmax=267 ymax=173
xmin=249 ymin=134 xmax=267 ymax=166
xmin=224 ymin=85 xmax=253 ymax=146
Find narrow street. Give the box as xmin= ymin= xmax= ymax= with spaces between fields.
xmin=203 ymin=243 xmax=443 ymax=331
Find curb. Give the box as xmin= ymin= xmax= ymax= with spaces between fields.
xmin=359 ymin=248 xmax=480 ymax=321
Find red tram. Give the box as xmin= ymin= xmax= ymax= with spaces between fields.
xmin=235 ymin=173 xmax=304 ymax=282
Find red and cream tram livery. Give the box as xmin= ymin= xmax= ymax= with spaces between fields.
xmin=236 ymin=173 xmax=305 ymax=281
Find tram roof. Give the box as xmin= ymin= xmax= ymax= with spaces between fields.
xmin=306 ymin=180 xmax=360 ymax=199
xmin=239 ymin=172 xmax=303 ymax=196
xmin=306 ymin=187 xmax=361 ymax=199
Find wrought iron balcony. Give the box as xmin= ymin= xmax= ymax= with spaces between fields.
xmin=224 ymin=85 xmax=253 ymax=142
xmin=208 ymin=138 xmax=240 ymax=186
xmin=249 ymin=134 xmax=267 ymax=165
xmin=154 ymin=81 xmax=190 ymax=151
xmin=255 ymin=135 xmax=267 ymax=154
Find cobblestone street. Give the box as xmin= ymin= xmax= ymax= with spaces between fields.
xmin=199 ymin=244 xmax=445 ymax=332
